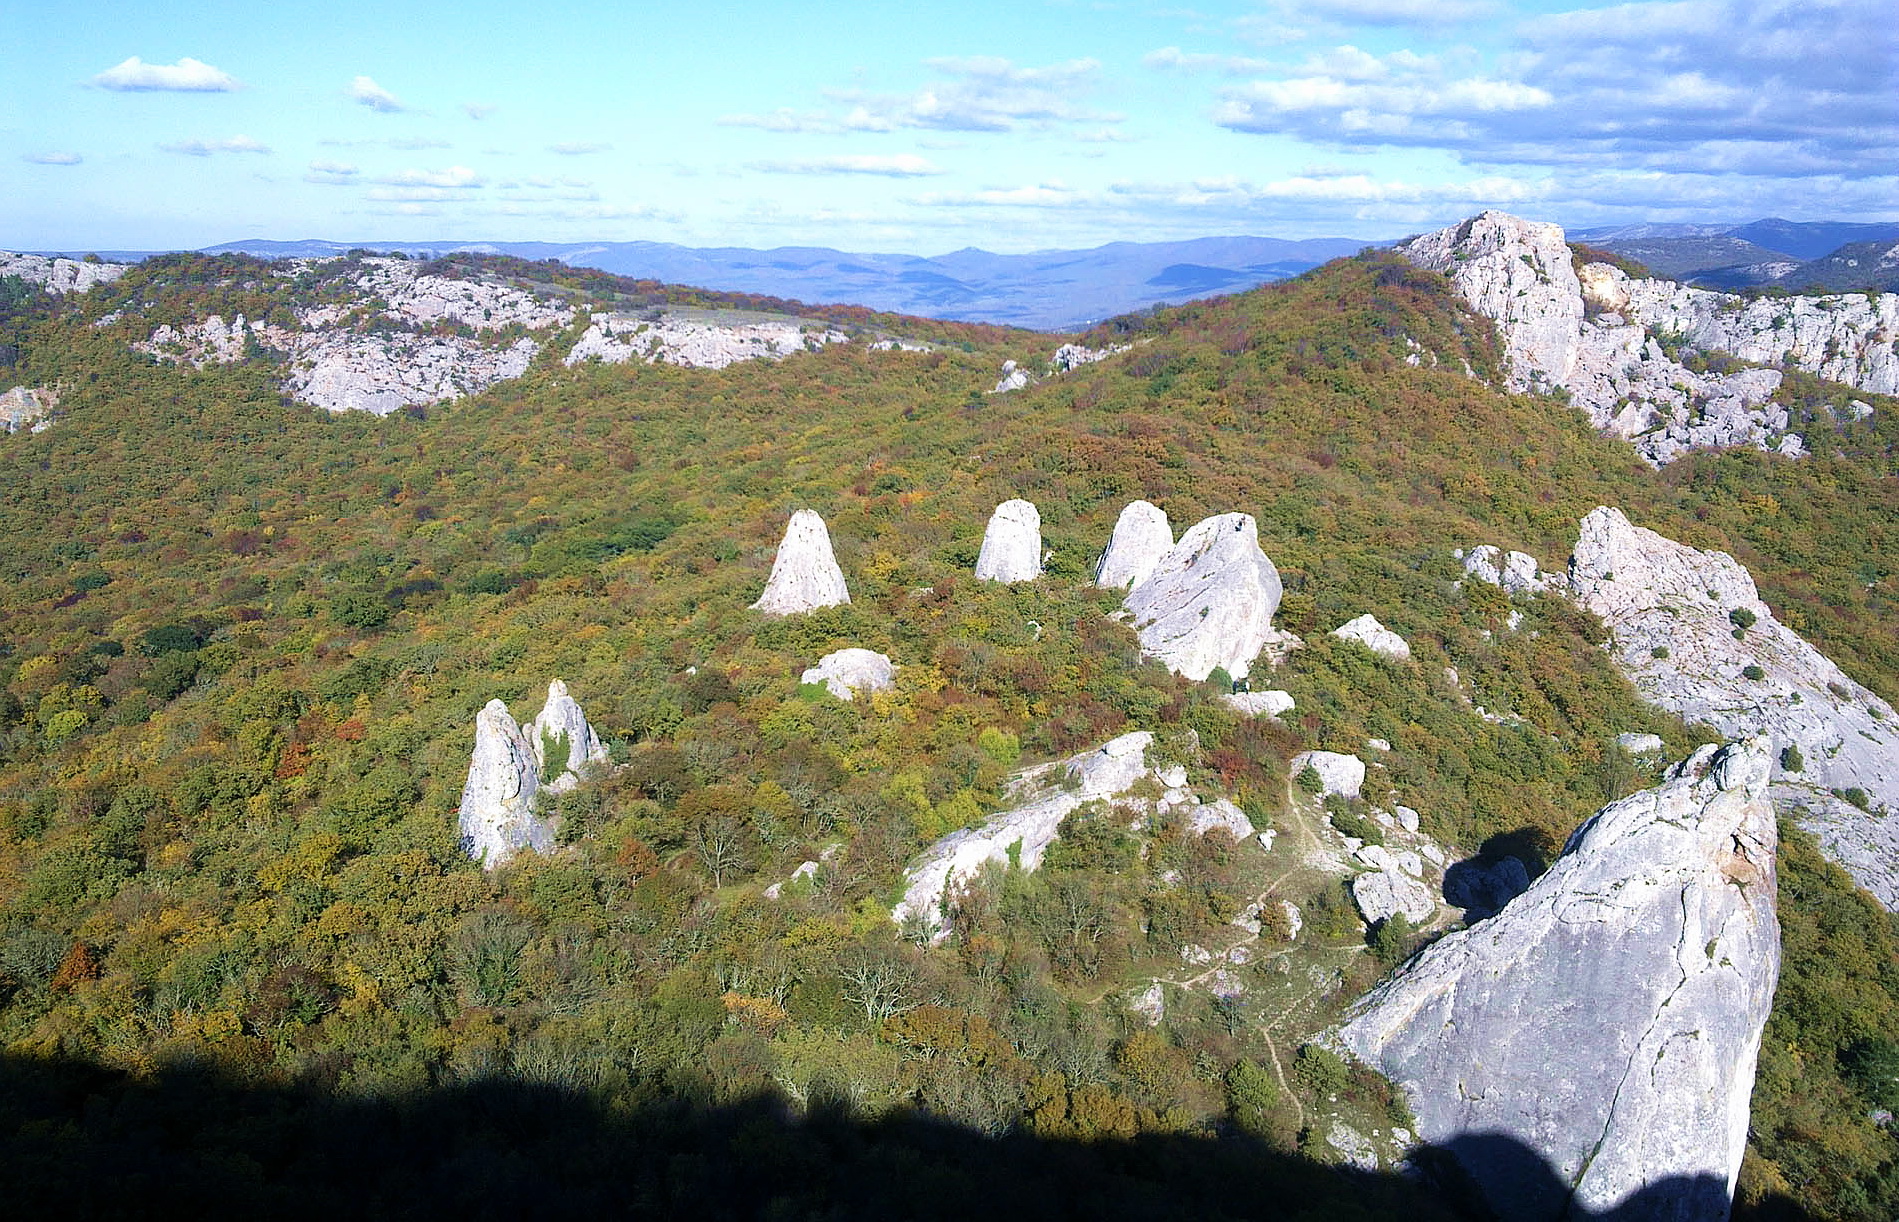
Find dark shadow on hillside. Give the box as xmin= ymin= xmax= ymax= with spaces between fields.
xmin=0 ymin=1052 xmax=1815 ymax=1222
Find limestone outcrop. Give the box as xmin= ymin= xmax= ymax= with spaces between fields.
xmin=1291 ymin=751 xmax=1366 ymax=801
xmin=752 ymin=510 xmax=851 ymax=615
xmin=1331 ymin=614 xmax=1410 ymax=661
xmin=1349 ymin=845 xmax=1437 ymax=926
xmin=1123 ymin=513 xmax=1283 ymax=681
xmin=0 ymin=386 xmax=56 ymax=434
xmin=525 ymin=679 xmax=611 ymax=795
xmin=457 ymin=700 xmax=550 ymax=868
xmin=1460 ymin=545 xmax=1553 ymax=594
xmin=1094 ymin=500 xmax=1173 ymax=591
xmin=0 ymin=251 xmax=127 ymax=295
xmin=1399 ymin=211 xmax=1896 ymax=465
xmin=565 ymin=309 xmax=845 ymax=369
xmin=991 ymin=360 xmax=1031 ymax=393
xmin=1568 ymin=506 xmax=1899 ymax=906
xmin=1338 ymin=739 xmax=1780 ymax=1221
xmin=1051 ymin=342 xmax=1130 ymax=372
xmin=801 ymin=648 xmax=897 ymax=701
xmin=893 ymin=731 xmax=1256 ymax=940
xmin=1222 ymin=690 xmax=1294 ymax=719
xmin=974 ymin=499 xmax=1043 ymax=584
xmin=459 ymin=681 xmax=611 ymax=867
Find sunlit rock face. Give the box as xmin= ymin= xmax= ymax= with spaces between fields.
xmin=526 ymin=679 xmax=611 ymax=795
xmin=1124 ymin=512 xmax=1283 ymax=681
xmin=800 ymin=648 xmax=897 ymax=701
xmin=1095 ymin=500 xmax=1173 ymax=592
xmin=752 ymin=510 xmax=851 ymax=616
xmin=974 ymin=499 xmax=1043 ymax=584
xmin=457 ymin=699 xmax=548 ymax=868
xmin=1339 ymin=739 xmax=1780 ymax=1222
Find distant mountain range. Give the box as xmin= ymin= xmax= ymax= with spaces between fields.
xmin=83 ymin=235 xmax=1374 ymax=331
xmin=1571 ymin=218 xmax=1899 ymax=291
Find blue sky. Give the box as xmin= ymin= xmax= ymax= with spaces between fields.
xmin=5 ymin=0 xmax=1894 ymax=252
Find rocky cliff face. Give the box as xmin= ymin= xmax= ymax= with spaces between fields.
xmin=1401 ymin=211 xmax=1895 ymax=465
xmin=1339 ymin=739 xmax=1780 ymax=1221
xmin=752 ymin=510 xmax=851 ymax=615
xmin=0 ymin=252 xmax=127 ymax=295
xmin=565 ymin=309 xmax=846 ymax=369
xmin=457 ymin=699 xmax=550 ymax=868
xmin=974 ymin=499 xmax=1043 ymax=584
xmin=525 ymin=679 xmax=611 ymax=795
xmin=1123 ymin=513 xmax=1284 ymax=681
xmin=1094 ymin=499 xmax=1173 ymax=591
xmin=1569 ymin=506 xmax=1899 ymax=907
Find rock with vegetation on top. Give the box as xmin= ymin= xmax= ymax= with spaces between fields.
xmin=974 ymin=499 xmax=1043 ymax=584
xmin=0 ymin=251 xmax=127 ymax=295
xmin=526 ymin=680 xmax=611 ymax=795
xmin=752 ymin=510 xmax=851 ymax=615
xmin=1331 ymin=614 xmax=1410 ymax=661
xmin=1124 ymin=513 xmax=1283 ymax=681
xmin=1095 ymin=500 xmax=1174 ymax=591
xmin=991 ymin=360 xmax=1031 ymax=393
xmin=1338 ymin=739 xmax=1780 ymax=1221
xmin=1292 ymin=750 xmax=1366 ymax=800
xmin=801 ymin=648 xmax=897 ymax=701
xmin=1569 ymin=506 xmax=1899 ymax=907
xmin=457 ymin=699 xmax=550 ymax=868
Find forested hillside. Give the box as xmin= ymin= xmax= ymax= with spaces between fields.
xmin=1 ymin=251 xmax=1896 ymax=1218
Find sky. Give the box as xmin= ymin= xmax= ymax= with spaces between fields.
xmin=4 ymin=0 xmax=1894 ymax=253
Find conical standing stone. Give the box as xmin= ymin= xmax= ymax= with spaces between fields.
xmin=974 ymin=499 xmax=1042 ymax=583
xmin=457 ymin=699 xmax=551 ymax=868
xmin=1095 ymin=499 xmax=1173 ymax=591
xmin=752 ymin=509 xmax=850 ymax=615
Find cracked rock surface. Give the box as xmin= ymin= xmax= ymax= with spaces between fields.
xmin=1339 ymin=739 xmax=1780 ymax=1221
xmin=1124 ymin=512 xmax=1283 ymax=681
xmin=752 ymin=510 xmax=851 ymax=616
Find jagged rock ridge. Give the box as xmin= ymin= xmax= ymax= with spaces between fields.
xmin=1339 ymin=739 xmax=1780 ymax=1221
xmin=0 ymin=252 xmax=127 ymax=295
xmin=1568 ymin=506 xmax=1899 ymax=907
xmin=565 ymin=309 xmax=847 ymax=369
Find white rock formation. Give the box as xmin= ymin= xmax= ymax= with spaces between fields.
xmin=1331 ymin=614 xmax=1411 ymax=661
xmin=564 ymin=310 xmax=845 ymax=369
xmin=287 ymin=333 xmax=539 ymax=415
xmin=801 ymin=648 xmax=897 ymax=701
xmin=1568 ymin=506 xmax=1899 ymax=906
xmin=1617 ymin=732 xmax=1665 ymax=755
xmin=1051 ymin=342 xmax=1129 ymax=372
xmin=752 ymin=510 xmax=851 ymax=616
xmin=457 ymin=699 xmax=551 ymax=868
xmin=0 ymin=386 xmax=57 ymax=434
xmin=1292 ymin=751 xmax=1366 ymax=800
xmin=1124 ymin=513 xmax=1284 ymax=681
xmin=1188 ymin=799 xmax=1257 ymax=841
xmin=1350 ymin=844 xmax=1437 ymax=925
xmin=1222 ymin=690 xmax=1295 ymax=719
xmin=1398 ymin=211 xmax=1876 ymax=465
xmin=0 ymin=251 xmax=127 ymax=294
xmin=1461 ymin=545 xmax=1552 ymax=594
xmin=1338 ymin=740 xmax=1780 ymax=1221
xmin=991 ymin=360 xmax=1031 ymax=393
xmin=526 ymin=679 xmax=611 ymax=795
xmin=974 ymin=499 xmax=1043 ymax=584
xmin=1094 ymin=500 xmax=1173 ymax=591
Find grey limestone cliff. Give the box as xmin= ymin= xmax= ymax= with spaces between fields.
xmin=457 ymin=700 xmax=550 ymax=868
xmin=1339 ymin=739 xmax=1780 ymax=1221
xmin=525 ymin=679 xmax=611 ymax=795
xmin=1124 ymin=513 xmax=1284 ymax=681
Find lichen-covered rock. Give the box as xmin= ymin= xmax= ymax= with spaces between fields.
xmin=801 ymin=648 xmax=897 ymax=701
xmin=1292 ymin=751 xmax=1366 ymax=800
xmin=893 ymin=731 xmax=1153 ymax=940
xmin=1095 ymin=500 xmax=1174 ymax=591
xmin=1338 ymin=739 xmax=1780 ymax=1221
xmin=457 ymin=699 xmax=550 ymax=868
xmin=526 ymin=680 xmax=611 ymax=795
xmin=0 ymin=251 xmax=128 ymax=295
xmin=1222 ymin=690 xmax=1295 ymax=719
xmin=1331 ymin=614 xmax=1410 ymax=661
xmin=1124 ymin=513 xmax=1283 ymax=681
xmin=752 ymin=510 xmax=851 ymax=615
xmin=974 ymin=499 xmax=1042 ymax=584
xmin=1570 ymin=506 xmax=1899 ymax=907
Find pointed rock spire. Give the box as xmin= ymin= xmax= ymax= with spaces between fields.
xmin=527 ymin=679 xmax=611 ymax=795
xmin=1124 ymin=513 xmax=1282 ymax=681
xmin=1095 ymin=499 xmax=1173 ymax=591
xmin=751 ymin=509 xmax=850 ymax=616
xmin=457 ymin=699 xmax=551 ymax=868
xmin=974 ymin=498 xmax=1042 ymax=583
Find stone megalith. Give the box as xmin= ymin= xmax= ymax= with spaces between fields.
xmin=526 ymin=679 xmax=611 ymax=795
xmin=974 ymin=499 xmax=1043 ymax=584
xmin=801 ymin=648 xmax=898 ymax=701
xmin=1338 ymin=739 xmax=1780 ymax=1221
xmin=752 ymin=509 xmax=850 ymax=615
xmin=457 ymin=699 xmax=551 ymax=868
xmin=1095 ymin=500 xmax=1174 ymax=591
xmin=1123 ymin=513 xmax=1283 ymax=681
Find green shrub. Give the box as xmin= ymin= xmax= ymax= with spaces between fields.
xmin=1295 ymin=765 xmax=1324 ymax=795
xmin=1742 ymin=665 xmax=1766 ymax=681
xmin=1729 ymin=607 xmax=1757 ymax=631
xmin=1780 ymin=744 xmax=1804 ymax=773
xmin=1651 ymin=646 xmax=1670 ymax=659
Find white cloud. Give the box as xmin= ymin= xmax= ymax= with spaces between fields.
xmin=23 ymin=151 xmax=82 ymax=165
xmin=1298 ymin=0 xmax=1499 ymax=25
xmin=369 ymin=165 xmax=483 ymax=188
xmin=462 ymin=102 xmax=496 ymax=120
xmin=93 ymin=56 xmax=239 ymax=92
xmin=364 ymin=187 xmax=472 ymax=202
xmin=305 ymin=160 xmax=360 ymax=184
xmin=548 ymin=141 xmax=612 ymax=155
xmin=348 ymin=76 xmax=408 ymax=112
xmin=912 ymin=180 xmax=1085 ymax=207
xmin=752 ymin=153 xmax=946 ymax=177
xmin=731 ymin=58 xmax=1121 ymax=137
xmin=1143 ymin=46 xmax=1278 ymax=74
xmin=161 ymin=135 xmax=272 ymax=156
xmin=386 ymin=137 xmax=450 ymax=151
